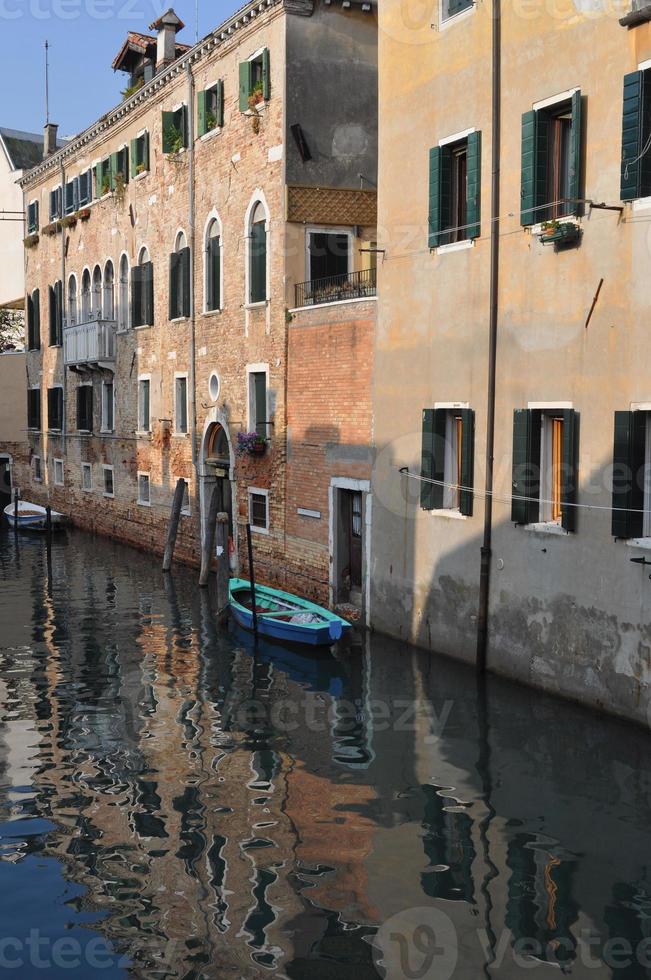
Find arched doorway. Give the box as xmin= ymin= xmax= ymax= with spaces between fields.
xmin=199 ymin=417 xmax=236 ymax=570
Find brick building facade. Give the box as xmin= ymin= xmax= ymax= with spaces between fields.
xmin=17 ymin=0 xmax=377 ymax=611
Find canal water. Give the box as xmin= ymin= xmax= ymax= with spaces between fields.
xmin=0 ymin=527 xmax=649 ymax=979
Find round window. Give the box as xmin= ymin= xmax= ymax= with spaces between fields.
xmin=209 ymin=372 xmax=220 ymax=402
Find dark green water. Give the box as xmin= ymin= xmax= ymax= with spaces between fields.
xmin=0 ymin=526 xmax=649 ymax=979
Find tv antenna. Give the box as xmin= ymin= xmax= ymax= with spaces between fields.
xmin=45 ymin=40 xmax=50 ymax=124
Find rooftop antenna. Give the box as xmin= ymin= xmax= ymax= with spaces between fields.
xmin=195 ymin=0 xmax=199 ymax=42
xmin=44 ymin=40 xmax=49 ymax=124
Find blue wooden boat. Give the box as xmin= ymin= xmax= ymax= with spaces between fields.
xmin=228 ymin=578 xmax=351 ymax=646
xmin=3 ymin=500 xmax=64 ymax=531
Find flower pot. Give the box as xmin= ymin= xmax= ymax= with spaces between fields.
xmin=248 ymin=443 xmax=266 ymax=456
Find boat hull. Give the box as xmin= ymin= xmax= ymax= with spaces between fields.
xmin=3 ymin=502 xmax=64 ymax=532
xmin=228 ymin=578 xmax=351 ymax=647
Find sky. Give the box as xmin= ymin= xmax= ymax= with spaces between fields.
xmin=0 ymin=0 xmax=239 ymax=138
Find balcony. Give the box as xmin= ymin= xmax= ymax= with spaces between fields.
xmin=294 ymin=268 xmax=377 ymax=309
xmin=64 ymin=314 xmax=117 ymax=371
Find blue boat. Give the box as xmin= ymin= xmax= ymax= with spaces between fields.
xmin=228 ymin=578 xmax=351 ymax=646
xmin=3 ymin=501 xmax=64 ymax=531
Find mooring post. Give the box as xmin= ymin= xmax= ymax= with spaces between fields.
xmin=45 ymin=505 xmax=52 ymax=544
xmin=199 ymin=484 xmax=220 ymax=587
xmin=13 ymin=488 xmax=18 ymax=523
xmin=215 ymin=512 xmax=230 ymax=613
xmin=246 ymin=522 xmax=258 ymax=639
xmin=162 ymin=478 xmax=186 ymax=572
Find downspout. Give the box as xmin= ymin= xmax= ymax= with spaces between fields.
xmin=476 ymin=0 xmax=501 ymax=672
xmin=187 ymin=63 xmax=197 ymax=471
xmin=60 ymin=160 xmax=66 ymax=455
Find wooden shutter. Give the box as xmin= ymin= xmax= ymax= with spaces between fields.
xmin=611 ymin=411 xmax=645 ymax=538
xmin=33 ymin=289 xmax=40 ymax=349
xmin=55 ymin=280 xmax=63 ymax=345
xmin=143 ymin=262 xmax=154 ymax=326
xmin=169 ymin=251 xmax=180 ymax=319
xmin=109 ymin=152 xmax=119 ymax=191
xmin=27 ymin=294 xmax=34 ymax=349
xmin=262 ymin=49 xmax=271 ymax=101
xmin=420 ymin=409 xmax=446 ymax=510
xmin=511 ymin=409 xmax=541 ymax=524
xmin=178 ymin=105 xmax=188 ymax=147
xmin=142 ymin=132 xmax=150 ymax=170
xmin=239 ymin=61 xmax=251 ymax=111
xmin=466 ymin=131 xmax=481 ymax=240
xmin=560 ymin=408 xmax=578 ymax=532
xmin=439 ymin=146 xmax=452 ymax=245
xmin=254 ymin=373 xmax=267 ymax=437
xmin=428 ymin=147 xmax=441 ymax=248
xmin=621 ymin=71 xmax=643 ymax=201
xmin=459 ymin=409 xmax=475 ymax=517
xmin=95 ymin=161 xmax=103 ymax=198
xmin=521 ymin=110 xmax=537 ymax=225
xmin=216 ymin=80 xmax=224 ymax=128
xmin=207 ymin=236 xmax=221 ymax=310
xmin=250 ymin=222 xmax=267 ymax=302
xmin=48 ymin=388 xmax=62 ymax=430
xmin=48 ymin=285 xmax=56 ymax=345
xmin=130 ymin=139 xmax=137 ymax=179
xmin=131 ymin=266 xmax=143 ymax=328
xmin=162 ymin=110 xmax=175 ymax=153
xmin=181 ymin=247 xmax=191 ymax=317
xmin=568 ymin=90 xmax=582 ymax=215
xmin=197 ymin=89 xmax=207 ymax=137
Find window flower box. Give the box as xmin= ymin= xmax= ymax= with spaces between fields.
xmin=539 ymin=221 xmax=581 ymax=246
xmin=237 ymin=431 xmax=267 ymax=456
xmin=24 ymin=233 xmax=39 ymax=248
xmin=61 ymin=214 xmax=77 ymax=229
xmin=43 ymin=222 xmax=59 ymax=236
xmin=75 ymin=208 xmax=91 ymax=222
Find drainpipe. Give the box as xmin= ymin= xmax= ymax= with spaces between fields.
xmin=187 ymin=63 xmax=197 ymax=471
xmin=60 ymin=160 xmax=67 ymax=455
xmin=476 ymin=0 xmax=501 ymax=672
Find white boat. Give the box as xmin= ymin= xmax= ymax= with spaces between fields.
xmin=3 ymin=500 xmax=65 ymax=531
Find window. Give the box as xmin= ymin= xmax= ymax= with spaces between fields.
xmin=248 ymin=202 xmax=267 ymax=304
xmin=248 ymin=487 xmax=269 ymax=532
xmin=81 ymin=463 xmax=92 ymax=491
xmin=131 ymin=248 xmax=154 ymax=328
xmin=78 ymin=169 xmax=92 ymax=207
xmin=76 ymin=384 xmax=93 ymax=432
xmin=81 ymin=269 xmax=91 ymax=322
xmin=181 ymin=479 xmax=190 ymax=515
xmin=511 ymin=408 xmax=578 ymax=531
xmin=138 ymin=378 xmax=151 ymax=432
xmin=130 ymin=131 xmax=150 ymax=177
xmin=441 ymin=0 xmax=474 ymax=20
xmin=47 ymin=387 xmax=63 ymax=431
xmin=169 ymin=231 xmax=190 ymax=320
xmin=27 ymin=200 xmax=39 ymax=234
xmin=248 ymin=370 xmax=267 ymax=438
xmin=27 ymin=388 xmax=41 ymax=430
xmin=521 ymin=91 xmax=582 ymax=226
xmin=68 ymin=276 xmax=77 ymax=326
xmin=64 ymin=177 xmax=78 ymax=216
xmin=101 ymin=381 xmax=114 ymax=433
xmin=137 ymin=472 xmax=151 ymax=506
xmin=95 ymin=158 xmax=111 ymax=197
xmin=33 ymin=456 xmax=42 ymax=482
xmin=113 ymin=146 xmax=129 ymax=188
xmin=621 ymin=70 xmax=651 ymax=201
xmin=198 ymin=81 xmax=224 ymax=136
xmin=420 ymin=408 xmax=475 ymax=515
xmin=103 ymin=261 xmax=115 ymax=320
xmin=239 ymin=49 xmax=270 ymax=111
xmin=27 ymin=289 xmax=40 ymax=350
xmin=307 ymin=230 xmax=350 ymax=282
xmin=118 ymin=255 xmax=129 ymax=332
xmin=205 ymin=219 xmax=222 ymax=312
xmin=162 ymin=105 xmax=188 ymax=153
xmin=611 ymin=410 xmax=651 ymax=538
xmin=103 ymin=465 xmax=114 ymax=497
xmin=53 ymin=458 xmax=64 ymax=487
xmin=428 ymin=131 xmax=481 ymax=247
xmin=49 ymin=186 xmax=62 ymax=221
xmin=92 ymin=265 xmax=102 ymax=317
xmin=48 ymin=281 xmax=63 ymax=346
xmin=175 ymin=375 xmax=188 ymax=434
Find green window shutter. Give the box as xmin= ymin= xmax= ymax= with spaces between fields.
xmin=560 ymin=408 xmax=578 ymax=532
xmin=143 ymin=262 xmax=154 ymax=325
xmin=143 ymin=131 xmax=150 ymax=170
xmin=48 ymin=285 xmax=56 ymax=345
xmin=621 ymin=71 xmax=643 ymax=202
xmin=181 ymin=247 xmax=191 ymax=317
xmin=439 ymin=146 xmax=453 ymax=244
xmin=162 ymin=110 xmax=175 ymax=153
xmin=420 ymin=409 xmax=446 ymax=510
xmin=33 ymin=289 xmax=40 ymax=349
xmin=197 ymin=89 xmax=207 ymax=137
xmin=611 ymin=411 xmax=645 ymax=538
xmin=216 ymin=80 xmax=224 ymax=128
xmin=207 ymin=236 xmax=221 ymax=310
xmin=56 ymin=280 xmax=63 ymax=345
xmin=568 ymin=90 xmax=582 ymax=215
xmin=511 ymin=409 xmax=541 ymax=524
xmin=130 ymin=139 xmax=138 ymax=179
xmin=179 ymin=105 xmax=188 ymax=147
xmin=466 ymin=131 xmax=481 ymax=240
xmin=262 ymin=48 xmax=271 ymax=101
xmin=239 ymin=61 xmax=251 ymax=112
xmin=131 ymin=266 xmax=142 ymax=328
xmin=95 ymin=162 xmax=102 ymax=198
xmin=169 ymin=251 xmax=179 ymax=319
xmin=428 ymin=147 xmax=441 ymax=248
xmin=521 ymin=110 xmax=537 ymax=225
xmin=27 ymin=294 xmax=34 ymax=348
xmin=459 ymin=409 xmax=475 ymax=517
xmin=250 ymin=221 xmax=267 ymax=303
xmin=254 ymin=373 xmax=267 ymax=437
xmin=109 ymin=152 xmax=119 ymax=191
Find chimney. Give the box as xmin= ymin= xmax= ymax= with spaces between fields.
xmin=149 ymin=8 xmax=184 ymax=72
xmin=43 ymin=122 xmax=58 ymax=159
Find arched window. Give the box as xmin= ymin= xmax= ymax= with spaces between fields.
xmin=132 ymin=246 xmax=153 ymax=329
xmin=248 ymin=201 xmax=267 ymax=304
xmin=205 ymin=217 xmax=222 ymax=312
xmin=118 ymin=254 xmax=129 ymax=332
xmin=103 ymin=261 xmax=114 ymax=320
xmin=67 ymin=275 xmax=77 ymax=327
xmin=92 ymin=265 xmax=102 ymax=317
xmin=169 ymin=230 xmax=190 ymax=320
xmin=81 ymin=269 xmax=91 ymax=322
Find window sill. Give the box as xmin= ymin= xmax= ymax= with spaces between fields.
xmin=170 ymin=316 xmax=189 ymax=324
xmin=524 ymin=522 xmax=569 ymax=536
xmin=133 ymin=171 xmax=150 ymax=182
xmin=631 ymin=195 xmax=651 ymax=212
xmin=173 ymin=431 xmax=190 ymax=438
xmin=81 ymin=487 xmax=93 ymax=493
xmin=199 ymin=126 xmax=222 ymax=143
xmin=202 ymin=307 xmax=223 ymax=317
xmin=436 ymin=239 xmax=474 ymax=255
xmin=136 ymin=431 xmax=151 ymax=439
xmin=100 ymin=429 xmax=115 ymax=435
xmin=243 ymin=102 xmax=267 ymax=117
xmin=54 ymin=482 xmax=64 ymax=488
xmin=626 ymin=537 xmax=651 ymax=550
xmin=137 ymin=500 xmax=151 ymax=508
xmin=250 ymin=524 xmax=269 ymax=535
xmin=529 ymin=216 xmax=578 ymax=234
xmin=134 ymin=324 xmax=152 ymax=331
xmin=77 ymin=430 xmax=92 ymax=436
xmin=245 ymin=301 xmax=268 ymax=310
xmin=427 ymin=508 xmax=467 ymax=520
xmin=439 ymin=3 xmax=475 ymax=30
xmin=103 ymin=492 xmax=115 ymax=499
xmin=47 ymin=429 xmax=62 ymax=436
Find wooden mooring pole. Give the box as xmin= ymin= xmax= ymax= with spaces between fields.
xmin=246 ymin=522 xmax=259 ymax=639
xmin=199 ymin=484 xmax=221 ymax=587
xmin=162 ymin=478 xmax=186 ymax=572
xmin=215 ymin=512 xmax=230 ymax=614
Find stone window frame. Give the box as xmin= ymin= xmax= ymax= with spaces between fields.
xmin=137 ymin=471 xmax=151 ymax=507
xmin=203 ymin=209 xmax=224 ymax=315
xmin=137 ymin=373 xmax=152 ymax=436
xmin=67 ymin=273 xmax=78 ymax=327
xmin=53 ymin=458 xmax=64 ymax=487
xmin=248 ymin=486 xmax=269 ymax=534
xmin=102 ymin=464 xmax=115 ymax=499
xmin=101 ymin=379 xmax=115 ymax=434
xmin=246 ymin=362 xmax=269 ymax=438
xmin=33 ymin=455 xmax=42 ymax=483
xmin=244 ymin=190 xmax=270 ymax=309
xmin=173 ymin=372 xmax=189 ymax=436
xmin=117 ymin=252 xmax=130 ymax=333
xmin=81 ymin=462 xmax=93 ymax=492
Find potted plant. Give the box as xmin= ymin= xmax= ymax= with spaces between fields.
xmin=206 ymin=110 xmax=218 ymax=133
xmin=539 ymin=220 xmax=581 ymax=246
xmin=249 ymin=80 xmax=264 ymax=107
xmin=76 ymin=207 xmax=91 ymax=221
xmin=135 ymin=162 xmax=146 ymax=176
xmin=24 ymin=233 xmax=39 ymax=248
xmin=42 ymin=222 xmax=58 ymax=236
xmin=237 ymin=431 xmax=267 ymax=456
xmin=61 ymin=214 xmax=77 ymax=229
xmin=164 ymin=122 xmax=184 ymax=156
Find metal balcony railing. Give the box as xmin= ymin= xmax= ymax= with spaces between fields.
xmin=294 ymin=267 xmax=377 ymax=309
xmin=63 ymin=312 xmax=117 ymax=369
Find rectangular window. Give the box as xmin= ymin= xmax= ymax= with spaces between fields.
xmin=49 ymin=186 xmax=62 ymax=221
xmin=429 ymin=131 xmax=481 ymax=247
xmin=27 ymin=200 xmax=39 ymax=234
xmin=78 ymin=170 xmax=92 ymax=206
xmin=131 ymin=262 xmax=154 ymax=328
xmin=81 ymin=463 xmax=92 ymax=491
xmin=76 ymin=385 xmax=93 ymax=432
xmin=175 ymin=376 xmax=188 ymax=433
xmin=27 ymin=388 xmax=41 ymax=430
xmin=27 ymin=290 xmax=40 ymax=351
xmin=64 ymin=178 xmax=78 ymax=216
xmin=307 ymin=230 xmax=350 ymax=283
xmin=114 ymin=146 xmax=129 ymax=187
xmin=441 ymin=0 xmax=474 ymax=20
xmin=130 ymin=131 xmax=150 ymax=177
xmin=103 ymin=466 xmax=114 ymax=497
xmin=540 ymin=414 xmax=565 ymax=523
xmin=53 ymin=458 xmax=64 ymax=487
xmin=33 ymin=456 xmax=42 ymax=482
xmin=206 ymin=230 xmax=221 ymax=311
xmin=169 ymin=247 xmax=191 ymax=320
xmin=420 ymin=407 xmax=475 ymax=515
xmin=137 ymin=472 xmax=151 ymax=506
xmin=621 ymin=70 xmax=651 ymax=201
xmin=248 ymin=488 xmax=269 ymax=532
xmin=47 ymin=387 xmax=63 ymax=431
xmin=248 ymin=370 xmax=267 ymax=438
xmin=138 ymin=378 xmax=151 ymax=432
xmin=239 ymin=50 xmax=270 ymax=111
xmin=198 ymin=81 xmax=224 ymax=137
xmin=162 ymin=106 xmax=188 ymax=153
xmin=249 ymin=218 xmax=267 ymax=303
xmin=181 ymin=479 xmax=190 ymax=515
xmin=48 ymin=281 xmax=63 ymax=346
xmin=521 ymin=91 xmax=582 ymax=225
xmin=101 ymin=381 xmax=114 ymax=432
xmin=511 ymin=408 xmax=578 ymax=531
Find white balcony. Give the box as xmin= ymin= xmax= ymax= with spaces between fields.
xmin=64 ymin=314 xmax=117 ymax=371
